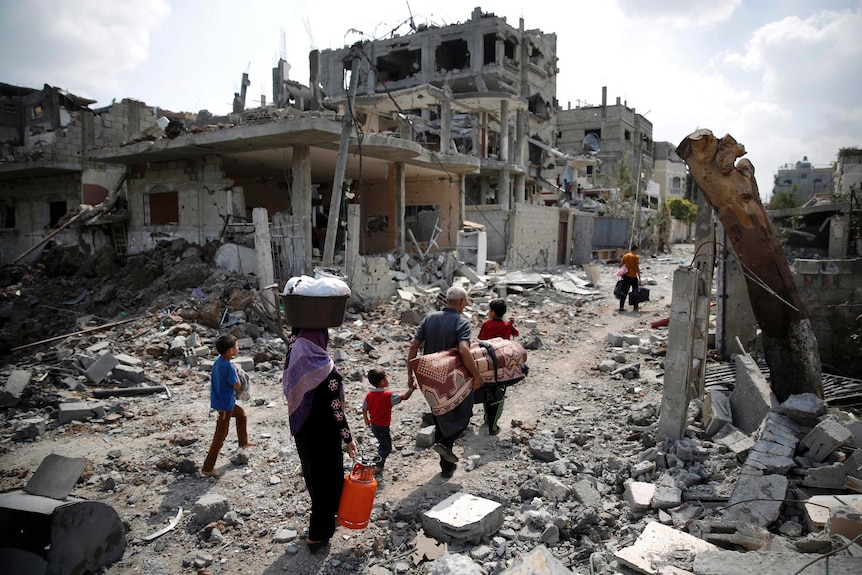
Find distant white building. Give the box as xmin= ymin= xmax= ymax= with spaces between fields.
xmin=652 ymin=141 xmax=687 ymax=203
xmin=772 ymin=156 xmax=834 ymax=202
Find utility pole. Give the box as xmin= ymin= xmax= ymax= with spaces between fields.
xmin=323 ymin=44 xmax=362 ymax=267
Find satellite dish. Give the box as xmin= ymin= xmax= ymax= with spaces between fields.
xmin=582 ymin=133 xmax=600 ymax=155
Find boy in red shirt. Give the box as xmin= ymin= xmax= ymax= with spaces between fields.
xmin=362 ymin=368 xmax=414 ymax=474
xmin=477 ymin=299 xmax=518 ymax=434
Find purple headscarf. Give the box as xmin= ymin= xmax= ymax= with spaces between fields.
xmin=283 ymin=329 xmax=336 ymax=435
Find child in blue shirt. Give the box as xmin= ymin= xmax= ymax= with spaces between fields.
xmin=201 ymin=334 xmax=257 ymax=477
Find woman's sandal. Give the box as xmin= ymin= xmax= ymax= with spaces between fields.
xmin=306 ymin=539 xmax=329 ymax=555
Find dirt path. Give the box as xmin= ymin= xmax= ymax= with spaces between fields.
xmin=0 ymin=245 xmax=693 ymax=575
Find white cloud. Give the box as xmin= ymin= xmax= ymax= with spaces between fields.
xmin=0 ymin=0 xmax=170 ymax=101
xmin=616 ymin=0 xmax=741 ymax=28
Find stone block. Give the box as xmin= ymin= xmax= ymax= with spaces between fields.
xmin=416 ymin=425 xmax=436 ymax=448
xmin=703 ymin=389 xmax=733 ymax=438
xmin=191 ymin=493 xmax=230 ymax=524
xmin=729 ymin=353 xmax=778 ymax=434
xmin=800 ymin=419 xmax=852 ymax=462
xmin=85 ymin=353 xmax=119 ymax=384
xmin=14 ymin=417 xmax=46 ymax=440
xmin=724 ymin=474 xmax=788 ymax=527
xmin=713 ymin=423 xmax=755 ymax=460
xmin=58 ymin=401 xmax=94 ymax=424
xmin=607 ymin=332 xmax=624 ymax=347
xmin=234 ymin=357 xmax=255 ymax=371
xmin=499 ymin=544 xmax=573 ymax=575
xmin=237 ymin=337 xmax=254 ymax=349
xmin=113 ymin=353 xmax=142 ymax=366
xmin=845 ymin=449 xmax=862 ymax=479
xmin=651 ymin=475 xmax=682 ymax=510
xmin=743 ymin=450 xmax=795 ymax=474
xmin=778 ymin=392 xmax=826 ymax=426
xmin=421 ymin=492 xmax=504 ymax=544
xmin=570 ymin=480 xmax=602 ymax=510
xmin=795 ymin=259 xmax=821 ymax=274
xmin=802 ymin=462 xmax=848 ymax=489
xmin=615 ymin=522 xmax=718 ymax=574
xmin=112 ymin=364 xmax=146 ymax=383
xmin=624 ymin=481 xmax=655 ymax=512
xmin=536 ymin=475 xmax=570 ymax=502
xmin=1 ymin=370 xmax=31 ymax=407
xmin=694 ymin=549 xmax=862 ymax=575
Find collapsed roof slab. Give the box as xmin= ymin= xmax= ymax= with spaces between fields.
xmin=88 ymin=116 xmax=346 ymax=165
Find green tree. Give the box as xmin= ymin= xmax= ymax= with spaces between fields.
xmin=666 ymin=197 xmax=697 ymax=224
xmin=767 ymin=186 xmax=801 ymax=210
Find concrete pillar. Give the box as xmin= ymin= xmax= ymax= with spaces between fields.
xmin=513 ymin=173 xmax=526 ymax=204
xmin=253 ymin=207 xmax=276 ymax=313
xmin=345 ymin=204 xmax=361 ymax=286
xmin=514 ymin=108 xmax=527 ymax=203
xmin=716 ymin=223 xmax=757 ymax=359
xmin=291 ymin=145 xmax=312 ymax=274
xmin=497 ymin=171 xmax=511 ymax=210
xmin=480 ymin=113 xmax=488 ymax=159
xmin=440 ymin=87 xmax=452 ymax=154
xmin=395 ymin=162 xmax=406 ymax=252
xmin=499 ymin=99 xmax=510 ymax=163
xmin=658 ymin=267 xmax=699 ymax=439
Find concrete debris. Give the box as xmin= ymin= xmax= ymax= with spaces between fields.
xmin=422 ymin=492 xmax=504 ymax=544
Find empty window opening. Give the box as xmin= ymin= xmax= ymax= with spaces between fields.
xmin=405 ymin=204 xmax=440 ymax=243
xmin=504 ymin=36 xmax=518 ymax=61
xmin=624 ymin=130 xmax=631 ymax=141
xmin=483 ymin=34 xmax=496 ymax=65
xmin=671 ymin=176 xmax=682 ymax=190
xmin=0 ymin=200 xmax=15 ymax=229
xmin=145 ymin=188 xmax=179 ymax=225
xmin=528 ymin=43 xmax=544 ymax=67
xmin=375 ymin=48 xmax=422 ymax=83
xmin=48 ymin=201 xmax=67 ymax=228
xmin=436 ymin=39 xmax=470 ymax=72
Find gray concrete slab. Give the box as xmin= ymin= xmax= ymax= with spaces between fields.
xmin=693 ymin=549 xmax=862 ymax=574
xmin=730 ymin=352 xmax=778 ymax=434
xmin=724 ymin=474 xmax=788 ymax=527
xmin=0 ymin=369 xmax=31 ymax=407
xmin=499 ymin=545 xmax=576 ymax=575
xmin=23 ymin=453 xmax=88 ymax=500
xmin=421 ymin=492 xmax=504 ymax=544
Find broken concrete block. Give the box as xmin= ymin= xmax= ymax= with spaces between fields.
xmin=845 ymin=450 xmax=862 ymax=480
xmin=803 ymin=462 xmax=848 ymax=489
xmin=528 ymin=435 xmax=559 ymax=462
xmin=630 ymin=460 xmax=655 ymax=479
xmin=729 ymin=352 xmax=778 ymax=434
xmin=14 ymin=417 xmax=46 ymax=440
xmin=615 ymin=522 xmax=718 ymax=574
xmin=607 ymin=332 xmax=624 ymax=347
xmin=429 ymin=553 xmax=484 ymax=575
xmin=498 ymin=544 xmax=573 ymax=575
xmin=623 ymin=481 xmax=655 ymax=512
xmin=1 ymin=369 xmax=31 ymax=407
xmin=234 ymin=357 xmax=254 ymax=371
xmin=778 ymin=392 xmax=826 ymax=427
xmin=651 ymin=475 xmax=682 ymax=510
xmin=804 ymin=495 xmax=862 ymax=532
xmin=113 ymin=353 xmax=142 ymax=366
xmin=712 ymin=423 xmax=755 ymax=460
xmin=58 ymin=401 xmax=95 ymax=424
xmin=694 ymin=549 xmax=862 ymax=575
xmin=800 ymin=419 xmax=852 ymax=462
xmin=689 ymin=519 xmax=772 ymax=550
xmin=743 ymin=450 xmax=795 ymax=474
xmin=416 ymin=425 xmax=436 ymax=448
xmin=724 ymin=474 xmax=788 ymax=527
xmin=421 ymin=492 xmax=504 ymax=544
xmin=85 ymin=353 xmax=119 ymax=384
xmin=536 ymin=475 xmax=570 ymax=502
xmin=570 ymin=480 xmax=602 ymax=510
xmin=828 ymin=505 xmax=862 ymax=542
xmin=112 ymin=364 xmax=146 ymax=384
xmin=703 ymin=389 xmax=733 ymax=438
xmin=191 ymin=493 xmax=230 ymax=524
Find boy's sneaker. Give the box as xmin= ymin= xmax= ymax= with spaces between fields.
xmin=433 ymin=443 xmax=459 ymax=463
xmin=440 ymin=464 xmax=457 ymax=479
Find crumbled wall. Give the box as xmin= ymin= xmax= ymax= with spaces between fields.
xmin=125 ymin=156 xmax=239 ymax=254
xmin=465 ymin=205 xmax=509 ymax=262
xmin=507 ymin=203 xmax=560 ymax=269
xmin=792 ymin=258 xmax=862 ymax=377
xmin=94 ymin=99 xmax=158 ymax=146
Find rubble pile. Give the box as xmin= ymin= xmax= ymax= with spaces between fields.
xmin=1 ymin=242 xmax=861 ymax=574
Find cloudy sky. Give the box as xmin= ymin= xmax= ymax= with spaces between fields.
xmin=1 ymin=0 xmax=860 ymax=200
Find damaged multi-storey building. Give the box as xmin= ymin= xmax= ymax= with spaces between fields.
xmin=1 ymin=7 xmax=617 ymax=300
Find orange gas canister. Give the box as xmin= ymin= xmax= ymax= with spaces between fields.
xmin=336 ymin=460 xmax=378 ymax=529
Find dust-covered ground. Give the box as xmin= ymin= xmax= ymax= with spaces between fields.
xmin=0 ymin=243 xmax=733 ymax=575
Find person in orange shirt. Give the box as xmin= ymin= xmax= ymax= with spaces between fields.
xmin=618 ymin=245 xmax=642 ymax=312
